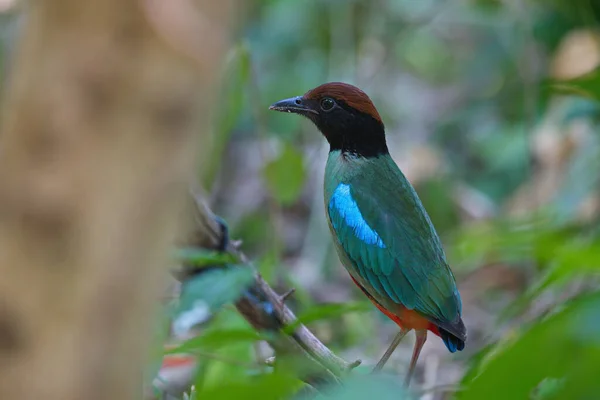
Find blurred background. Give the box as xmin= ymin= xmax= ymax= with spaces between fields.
xmin=3 ymin=0 xmax=599 ymax=399
xmin=190 ymin=0 xmax=600 ymax=398
xmin=180 ymin=0 xmax=600 ymax=399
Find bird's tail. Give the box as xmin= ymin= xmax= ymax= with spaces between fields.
xmin=440 ymin=328 xmax=465 ymax=353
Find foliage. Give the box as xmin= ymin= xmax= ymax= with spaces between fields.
xmin=263 ymin=143 xmax=307 ymax=206
xmin=552 ymin=67 xmax=600 ymax=101
xmin=175 ymin=248 xmax=238 ymax=267
xmin=458 ymin=293 xmax=600 ymax=400
xmin=305 ymin=374 xmax=413 ymax=400
xmin=156 ymin=0 xmax=600 ymax=399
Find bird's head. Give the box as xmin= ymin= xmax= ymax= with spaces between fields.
xmin=269 ymin=82 xmax=387 ymax=157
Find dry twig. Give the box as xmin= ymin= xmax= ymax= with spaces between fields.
xmin=186 ymin=192 xmax=361 ymax=388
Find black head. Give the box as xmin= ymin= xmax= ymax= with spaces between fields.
xmin=269 ymin=82 xmax=388 ymax=157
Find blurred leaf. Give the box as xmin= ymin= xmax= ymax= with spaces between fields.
xmin=183 ymin=386 xmax=197 ymax=400
xmin=231 ymin=210 xmax=272 ymax=254
xmin=417 ymin=179 xmax=460 ymax=234
xmin=399 ymin=29 xmax=456 ymax=83
xmin=178 ymin=266 xmax=253 ymax=313
xmin=306 ymin=374 xmax=414 ymax=400
xmin=173 ymin=266 xmax=254 ymax=336
xmin=561 ymin=98 xmax=600 ymax=124
xmin=470 ymin=124 xmax=530 ymax=202
xmin=343 ymin=310 xmax=377 ymax=351
xmin=459 ymin=293 xmax=600 ymax=400
xmin=203 ymin=43 xmax=252 ymax=190
xmin=532 ymin=377 xmax=566 ymax=400
xmin=165 ymin=328 xmax=265 ymax=355
xmin=550 ymin=67 xmax=600 ymax=102
xmin=195 ymin=310 xmax=261 ymax=393
xmin=263 ymin=143 xmax=306 ymax=206
xmin=498 ymin=223 xmax=594 ymax=321
xmin=448 ymin=215 xmax=549 ymax=271
xmin=257 ymin=246 xmax=281 ymax=283
xmin=532 ymin=236 xmax=600 ymax=293
xmin=284 ymin=301 xmax=371 ymax=334
xmin=458 ymin=340 xmax=500 ymax=385
xmin=198 ymin=370 xmax=300 ymax=400
xmin=175 ymin=247 xmax=237 ymax=267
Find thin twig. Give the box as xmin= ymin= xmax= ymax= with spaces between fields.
xmin=187 ymin=192 xmax=358 ymax=387
xmin=280 ymin=288 xmax=296 ymax=303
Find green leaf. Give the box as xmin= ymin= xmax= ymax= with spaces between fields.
xmin=183 ymin=386 xmax=197 ymax=400
xmin=532 ymin=236 xmax=600 ymax=295
xmin=173 ymin=266 xmax=254 ymax=335
xmin=306 ymin=374 xmax=414 ymax=400
xmin=499 ymin=223 xmax=599 ymax=321
xmin=194 ymin=310 xmax=261 ymax=393
xmin=459 ymin=293 xmax=600 ymax=400
xmin=179 ymin=266 xmax=253 ymax=312
xmin=203 ymin=42 xmax=252 ymax=190
xmin=532 ymin=377 xmax=566 ymax=400
xmin=198 ymin=370 xmax=300 ymax=400
xmin=175 ymin=248 xmax=237 ymax=268
xmin=560 ymin=98 xmax=600 ymax=124
xmin=550 ymin=67 xmax=600 ymax=102
xmin=165 ymin=328 xmax=265 ymax=355
xmin=257 ymin=247 xmax=281 ymax=283
xmin=284 ymin=302 xmax=371 ymax=334
xmin=448 ymin=214 xmax=551 ymax=271
xmin=263 ymin=144 xmax=306 ymax=206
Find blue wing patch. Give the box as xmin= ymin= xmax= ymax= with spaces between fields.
xmin=329 ymin=183 xmax=386 ymax=248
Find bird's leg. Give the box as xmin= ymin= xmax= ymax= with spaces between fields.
xmin=404 ymin=329 xmax=427 ymax=387
xmin=372 ymin=328 xmax=410 ymax=373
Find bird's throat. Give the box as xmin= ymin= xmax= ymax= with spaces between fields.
xmin=325 ymin=124 xmax=388 ymax=158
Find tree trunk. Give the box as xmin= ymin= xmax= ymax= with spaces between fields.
xmin=0 ymin=1 xmax=235 ymax=399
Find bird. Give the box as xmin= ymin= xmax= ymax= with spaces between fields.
xmin=269 ymin=82 xmax=466 ymax=386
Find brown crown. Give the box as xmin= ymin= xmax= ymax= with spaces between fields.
xmin=303 ymin=82 xmax=382 ymax=123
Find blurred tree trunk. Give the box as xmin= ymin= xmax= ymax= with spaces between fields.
xmin=0 ymin=1 xmax=235 ymax=399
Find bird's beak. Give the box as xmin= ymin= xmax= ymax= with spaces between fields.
xmin=268 ymin=96 xmax=317 ymax=115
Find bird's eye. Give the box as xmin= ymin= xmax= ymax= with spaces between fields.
xmin=320 ymin=97 xmax=335 ymax=112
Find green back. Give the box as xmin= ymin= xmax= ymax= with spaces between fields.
xmin=324 ymin=150 xmax=462 ymax=328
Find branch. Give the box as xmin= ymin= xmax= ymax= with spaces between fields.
xmin=185 ymin=192 xmax=361 ymax=387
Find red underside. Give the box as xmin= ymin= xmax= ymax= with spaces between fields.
xmin=350 ymin=275 xmax=441 ymax=337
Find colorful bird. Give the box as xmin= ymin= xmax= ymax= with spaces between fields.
xmin=269 ymin=82 xmax=466 ymax=386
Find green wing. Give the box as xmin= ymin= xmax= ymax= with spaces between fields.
xmin=327 ymin=158 xmax=462 ymax=331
